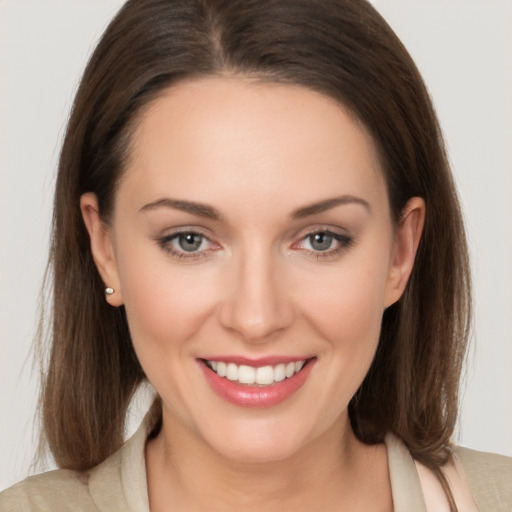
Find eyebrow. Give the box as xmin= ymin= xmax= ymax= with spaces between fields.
xmin=139 ymin=194 xmax=370 ymax=221
xmin=291 ymin=195 xmax=371 ymax=219
xmin=139 ymin=198 xmax=221 ymax=220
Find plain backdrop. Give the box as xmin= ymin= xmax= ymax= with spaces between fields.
xmin=1 ymin=0 xmax=511 ymax=491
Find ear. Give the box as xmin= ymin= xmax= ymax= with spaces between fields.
xmin=80 ymin=192 xmax=124 ymax=307
xmin=384 ymin=197 xmax=425 ymax=308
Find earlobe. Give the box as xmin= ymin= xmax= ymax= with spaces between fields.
xmin=384 ymin=197 xmax=425 ymax=307
xmin=80 ymin=193 xmax=123 ymax=306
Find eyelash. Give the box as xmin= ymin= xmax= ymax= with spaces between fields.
xmin=156 ymin=229 xmax=354 ymax=261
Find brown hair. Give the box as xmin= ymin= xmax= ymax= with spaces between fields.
xmin=40 ymin=0 xmax=470 ymax=507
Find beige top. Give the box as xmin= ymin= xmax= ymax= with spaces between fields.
xmin=1 ymin=414 xmax=511 ymax=512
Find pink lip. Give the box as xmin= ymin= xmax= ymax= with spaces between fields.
xmin=198 ymin=357 xmax=316 ymax=408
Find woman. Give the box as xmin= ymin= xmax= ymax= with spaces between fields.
xmin=1 ymin=0 xmax=510 ymax=511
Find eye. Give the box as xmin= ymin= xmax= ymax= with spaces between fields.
xmin=293 ymin=230 xmax=353 ymax=257
xmin=307 ymin=232 xmax=336 ymax=251
xmin=157 ymin=230 xmax=217 ymax=260
xmin=174 ymin=232 xmax=207 ymax=252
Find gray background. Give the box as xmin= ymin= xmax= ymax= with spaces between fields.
xmin=1 ymin=0 xmax=511 ymax=491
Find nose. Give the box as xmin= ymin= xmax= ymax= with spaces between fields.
xmin=218 ymin=245 xmax=294 ymax=343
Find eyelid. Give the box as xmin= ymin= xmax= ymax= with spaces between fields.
xmin=290 ymin=224 xmax=351 ymax=243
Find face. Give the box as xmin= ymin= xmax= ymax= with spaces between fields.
xmin=82 ymin=77 xmax=423 ymax=463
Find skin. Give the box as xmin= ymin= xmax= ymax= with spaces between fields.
xmin=81 ymin=77 xmax=425 ymax=511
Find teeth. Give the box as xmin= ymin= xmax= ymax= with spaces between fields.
xmin=206 ymin=359 xmax=307 ymax=386
xmin=226 ymin=363 xmax=238 ymax=381
xmin=238 ymin=365 xmax=255 ymax=384
xmin=274 ymin=364 xmax=286 ymax=382
xmin=217 ymin=362 xmax=227 ymax=377
xmin=256 ymin=366 xmax=274 ymax=385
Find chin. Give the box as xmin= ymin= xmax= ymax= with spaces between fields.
xmin=193 ymin=412 xmax=330 ymax=465
xmin=210 ymin=434 xmax=306 ymax=464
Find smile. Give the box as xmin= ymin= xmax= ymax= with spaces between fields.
xmin=205 ymin=360 xmax=306 ymax=387
xmin=199 ymin=357 xmax=316 ymax=408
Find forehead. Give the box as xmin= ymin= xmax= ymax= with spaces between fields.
xmin=121 ymin=77 xmax=387 ymax=214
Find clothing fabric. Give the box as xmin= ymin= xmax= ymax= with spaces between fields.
xmin=1 ymin=414 xmax=511 ymax=512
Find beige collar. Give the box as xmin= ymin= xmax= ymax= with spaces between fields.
xmin=88 ymin=416 xmax=151 ymax=512
xmin=386 ymin=433 xmax=478 ymax=512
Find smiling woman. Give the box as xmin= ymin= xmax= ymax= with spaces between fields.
xmin=81 ymin=79 xmax=423 ymax=476
xmin=1 ymin=1 xmax=511 ymax=511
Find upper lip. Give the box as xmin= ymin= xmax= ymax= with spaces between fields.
xmin=199 ymin=355 xmax=315 ymax=367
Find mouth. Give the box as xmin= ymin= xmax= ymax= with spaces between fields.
xmin=202 ymin=359 xmax=309 ymax=387
xmin=198 ymin=357 xmax=316 ymax=408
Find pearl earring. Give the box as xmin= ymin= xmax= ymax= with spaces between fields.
xmin=105 ymin=287 xmax=115 ymax=295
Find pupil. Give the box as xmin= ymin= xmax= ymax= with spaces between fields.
xmin=179 ymin=233 xmax=202 ymax=251
xmin=311 ymin=233 xmax=332 ymax=251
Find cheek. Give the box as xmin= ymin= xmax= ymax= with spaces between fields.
xmin=298 ymin=252 xmax=390 ymax=345
xmin=115 ymin=245 xmax=219 ymax=357
xmin=293 ymin=242 xmax=392 ymax=399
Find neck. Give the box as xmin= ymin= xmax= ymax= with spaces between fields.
xmin=145 ymin=410 xmax=392 ymax=512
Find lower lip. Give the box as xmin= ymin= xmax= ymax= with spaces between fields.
xmin=199 ymin=359 xmax=315 ymax=408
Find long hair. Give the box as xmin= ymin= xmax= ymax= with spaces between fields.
xmin=40 ymin=0 xmax=471 ymax=505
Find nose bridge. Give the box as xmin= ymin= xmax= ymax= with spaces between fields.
xmin=219 ymin=240 xmax=292 ymax=341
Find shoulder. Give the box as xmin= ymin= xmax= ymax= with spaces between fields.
xmin=0 ymin=469 xmax=96 ymax=512
xmin=454 ymin=445 xmax=512 ymax=512
xmin=0 ymin=412 xmax=153 ymax=512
